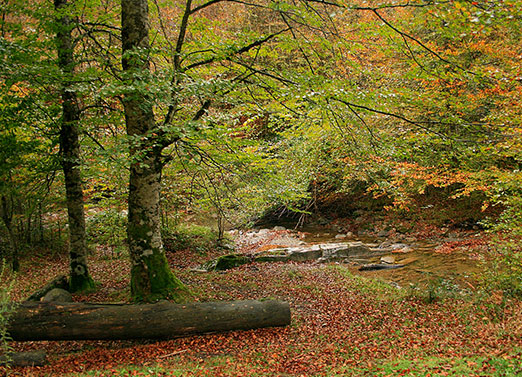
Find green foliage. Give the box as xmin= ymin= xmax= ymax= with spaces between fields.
xmin=479 ymin=238 xmax=522 ymax=307
xmin=0 ymin=260 xmax=15 ymax=368
xmin=86 ymin=205 xmax=127 ymax=258
xmin=408 ymin=277 xmax=469 ymax=304
xmin=336 ymin=352 xmax=522 ymax=377
xmin=478 ymin=171 xmax=522 ymax=309
xmin=162 ymin=224 xmax=223 ymax=254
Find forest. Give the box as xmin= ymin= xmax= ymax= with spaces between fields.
xmin=1 ymin=0 xmax=521 ymax=375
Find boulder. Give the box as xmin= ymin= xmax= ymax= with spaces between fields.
xmin=380 ymin=256 xmax=395 ymax=264
xmin=42 ymin=288 xmax=73 ymax=303
xmin=320 ymin=242 xmax=372 ymax=260
xmin=287 ymin=245 xmax=323 ymax=261
xmin=201 ymin=254 xmax=250 ymax=271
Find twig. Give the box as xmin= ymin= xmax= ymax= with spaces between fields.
xmin=158 ymin=349 xmax=189 ymax=358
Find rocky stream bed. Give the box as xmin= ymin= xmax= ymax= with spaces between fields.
xmin=199 ymin=226 xmax=484 ymax=290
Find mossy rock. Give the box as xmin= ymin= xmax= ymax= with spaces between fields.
xmin=254 ymin=255 xmax=289 ymax=263
xmin=203 ymin=254 xmax=250 ymax=271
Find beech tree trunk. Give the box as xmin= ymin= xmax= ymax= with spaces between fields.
xmin=0 ymin=194 xmax=18 ymax=271
xmin=55 ymin=0 xmax=94 ymax=292
xmin=7 ymin=300 xmax=291 ymax=341
xmin=121 ymin=0 xmax=184 ymax=301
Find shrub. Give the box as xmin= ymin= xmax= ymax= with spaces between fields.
xmin=86 ymin=206 xmax=127 ymax=258
xmin=162 ymin=223 xmax=225 ymax=254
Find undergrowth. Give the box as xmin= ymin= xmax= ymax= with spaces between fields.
xmin=0 ymin=259 xmax=16 ymax=368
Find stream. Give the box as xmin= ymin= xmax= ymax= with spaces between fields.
xmin=303 ymin=230 xmax=481 ymax=290
xmin=237 ymin=224 xmax=483 ymax=291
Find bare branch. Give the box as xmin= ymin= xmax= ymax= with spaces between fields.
xmin=331 ymin=97 xmax=448 ymax=139
xmin=190 ymin=0 xmax=225 ymax=14
xmin=183 ymin=28 xmax=290 ymax=72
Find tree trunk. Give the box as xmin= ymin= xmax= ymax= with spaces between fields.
xmin=55 ymin=0 xmax=94 ymax=292
xmin=7 ymin=300 xmax=291 ymax=341
xmin=0 ymin=194 xmax=18 ymax=271
xmin=122 ymin=0 xmax=184 ymax=301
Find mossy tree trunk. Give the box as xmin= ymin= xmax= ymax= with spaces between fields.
xmin=55 ymin=0 xmax=94 ymax=292
xmin=122 ymin=0 xmax=184 ymax=302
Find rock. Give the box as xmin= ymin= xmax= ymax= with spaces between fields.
xmin=359 ymin=264 xmax=405 ymax=271
xmin=258 ymin=228 xmax=270 ymax=235
xmin=346 ymin=231 xmax=354 ymax=237
xmin=392 ymin=246 xmax=412 ymax=253
xmin=335 ymin=234 xmax=347 ymax=239
xmin=380 ymin=256 xmax=395 ymax=264
xmin=255 ymin=255 xmax=290 ymax=263
xmin=254 ymin=242 xmax=375 ymax=264
xmin=390 ymin=243 xmax=409 ymax=249
xmin=388 ymin=281 xmax=401 ymax=289
xmin=388 ymin=243 xmax=413 ymax=253
xmin=42 ymin=288 xmax=73 ymax=303
xmin=201 ymin=254 xmax=250 ymax=271
xmin=273 ymin=226 xmax=286 ymax=231
xmin=25 ymin=275 xmax=69 ymax=302
xmin=227 ymin=229 xmax=239 ymax=238
xmin=320 ymin=242 xmax=372 ymax=260
xmin=287 ymin=245 xmax=322 ymax=261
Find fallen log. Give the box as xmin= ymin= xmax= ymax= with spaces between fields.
xmin=0 ymin=350 xmax=47 ymax=367
xmin=7 ymin=300 xmax=291 ymax=341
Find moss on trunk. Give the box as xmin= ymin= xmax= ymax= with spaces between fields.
xmin=69 ymin=272 xmax=95 ymax=293
xmin=130 ymin=251 xmax=186 ymax=302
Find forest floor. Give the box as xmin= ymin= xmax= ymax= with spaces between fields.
xmin=4 ymin=220 xmax=522 ymax=376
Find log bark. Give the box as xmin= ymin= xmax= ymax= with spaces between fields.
xmin=7 ymin=300 xmax=291 ymax=341
xmin=0 ymin=350 xmax=46 ymax=367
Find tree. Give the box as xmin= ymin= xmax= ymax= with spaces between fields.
xmin=118 ymin=0 xmax=331 ymax=301
xmin=121 ymin=0 xmax=185 ymax=301
xmin=54 ymin=0 xmax=95 ymax=292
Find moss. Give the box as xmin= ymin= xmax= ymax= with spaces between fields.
xmin=203 ymin=254 xmax=250 ymax=271
xmin=254 ymin=255 xmax=289 ymax=263
xmin=69 ymin=274 xmax=96 ymax=293
xmin=131 ymin=251 xmax=188 ymax=303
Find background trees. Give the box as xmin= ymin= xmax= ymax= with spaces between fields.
xmin=0 ymin=0 xmax=520 ymax=301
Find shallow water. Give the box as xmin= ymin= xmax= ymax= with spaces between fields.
xmin=301 ymin=227 xmax=481 ymax=290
